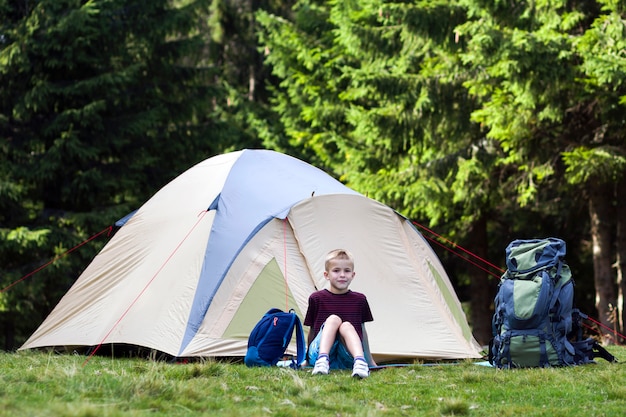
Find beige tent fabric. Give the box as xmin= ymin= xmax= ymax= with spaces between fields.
xmin=286 ymin=194 xmax=482 ymax=361
xmin=21 ymin=154 xmax=482 ymax=361
xmin=181 ymin=194 xmax=481 ymax=361
xmin=180 ymin=217 xmax=315 ymax=357
xmin=20 ymin=153 xmax=239 ymax=355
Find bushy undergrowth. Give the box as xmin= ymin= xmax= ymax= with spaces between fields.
xmin=1 ymin=348 xmax=625 ymax=416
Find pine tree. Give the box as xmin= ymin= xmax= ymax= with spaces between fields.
xmin=457 ymin=0 xmax=626 ymax=341
xmin=258 ymin=0 xmax=626 ymax=343
xmin=0 ymin=0 xmax=233 ymax=349
xmin=257 ymin=0 xmax=507 ymax=343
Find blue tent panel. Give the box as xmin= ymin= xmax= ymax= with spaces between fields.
xmin=179 ymin=150 xmax=359 ymax=354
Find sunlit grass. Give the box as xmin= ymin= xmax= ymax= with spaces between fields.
xmin=1 ymin=348 xmax=625 ymax=416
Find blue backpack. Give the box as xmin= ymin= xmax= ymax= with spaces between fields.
xmin=244 ymin=308 xmax=306 ymax=368
xmin=490 ymin=238 xmax=577 ymax=368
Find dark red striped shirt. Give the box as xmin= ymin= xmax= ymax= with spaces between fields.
xmin=304 ymin=289 xmax=373 ymax=341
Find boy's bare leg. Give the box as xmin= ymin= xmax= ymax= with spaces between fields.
xmin=313 ymin=315 xmax=369 ymax=378
xmin=318 ymin=315 xmax=365 ymax=358
xmin=318 ymin=314 xmax=342 ymax=355
xmin=312 ymin=315 xmax=343 ymax=375
xmin=338 ymin=322 xmax=365 ymax=357
xmin=338 ymin=321 xmax=370 ymax=378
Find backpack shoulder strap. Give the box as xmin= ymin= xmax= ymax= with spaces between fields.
xmin=293 ymin=314 xmax=306 ymax=367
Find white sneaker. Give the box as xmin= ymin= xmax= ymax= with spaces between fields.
xmin=351 ymin=358 xmax=369 ymax=379
xmin=312 ymin=356 xmax=330 ymax=375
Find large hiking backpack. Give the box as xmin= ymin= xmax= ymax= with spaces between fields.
xmin=490 ymin=238 xmax=617 ymax=368
xmin=490 ymin=238 xmax=577 ymax=368
xmin=244 ymin=308 xmax=306 ymax=368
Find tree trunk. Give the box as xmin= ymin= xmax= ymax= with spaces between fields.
xmin=468 ymin=216 xmax=494 ymax=346
xmin=588 ymin=182 xmax=616 ymax=344
xmin=2 ymin=312 xmax=15 ymax=351
xmin=616 ymin=178 xmax=626 ymax=344
xmin=248 ymin=64 xmax=255 ymax=101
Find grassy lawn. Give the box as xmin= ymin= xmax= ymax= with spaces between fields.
xmin=1 ymin=348 xmax=625 ymax=416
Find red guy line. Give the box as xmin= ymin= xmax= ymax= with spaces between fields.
xmin=421 ymin=231 xmax=503 ymax=279
xmin=1 ymin=226 xmax=113 ymax=294
xmin=83 ymin=210 xmax=209 ymax=366
xmin=413 ymin=221 xmax=505 ymax=275
xmin=585 ymin=315 xmax=626 ymax=341
xmin=417 ymin=221 xmax=625 ymax=342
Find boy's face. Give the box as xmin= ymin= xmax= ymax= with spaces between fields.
xmin=324 ymin=258 xmax=355 ymax=294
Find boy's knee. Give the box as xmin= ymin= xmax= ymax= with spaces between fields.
xmin=339 ymin=321 xmax=356 ymax=333
xmin=325 ymin=315 xmax=342 ymax=326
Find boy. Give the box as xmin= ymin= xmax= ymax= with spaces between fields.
xmin=304 ymin=249 xmax=376 ymax=378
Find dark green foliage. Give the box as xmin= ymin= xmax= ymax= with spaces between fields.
xmin=2 ymin=0 xmax=625 ymax=350
xmin=0 ymin=0 xmax=246 ymax=349
xmin=257 ymin=0 xmax=626 ymax=340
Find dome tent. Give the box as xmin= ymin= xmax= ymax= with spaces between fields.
xmin=21 ymin=149 xmax=482 ymax=362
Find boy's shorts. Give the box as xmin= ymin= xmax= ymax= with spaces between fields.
xmin=307 ymin=324 xmax=354 ymax=369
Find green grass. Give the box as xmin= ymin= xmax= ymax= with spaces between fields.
xmin=1 ymin=348 xmax=626 ymax=416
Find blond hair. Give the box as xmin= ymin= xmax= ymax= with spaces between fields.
xmin=324 ymin=249 xmax=354 ymax=271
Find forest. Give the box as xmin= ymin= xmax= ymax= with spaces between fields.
xmin=1 ymin=0 xmax=625 ymax=351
